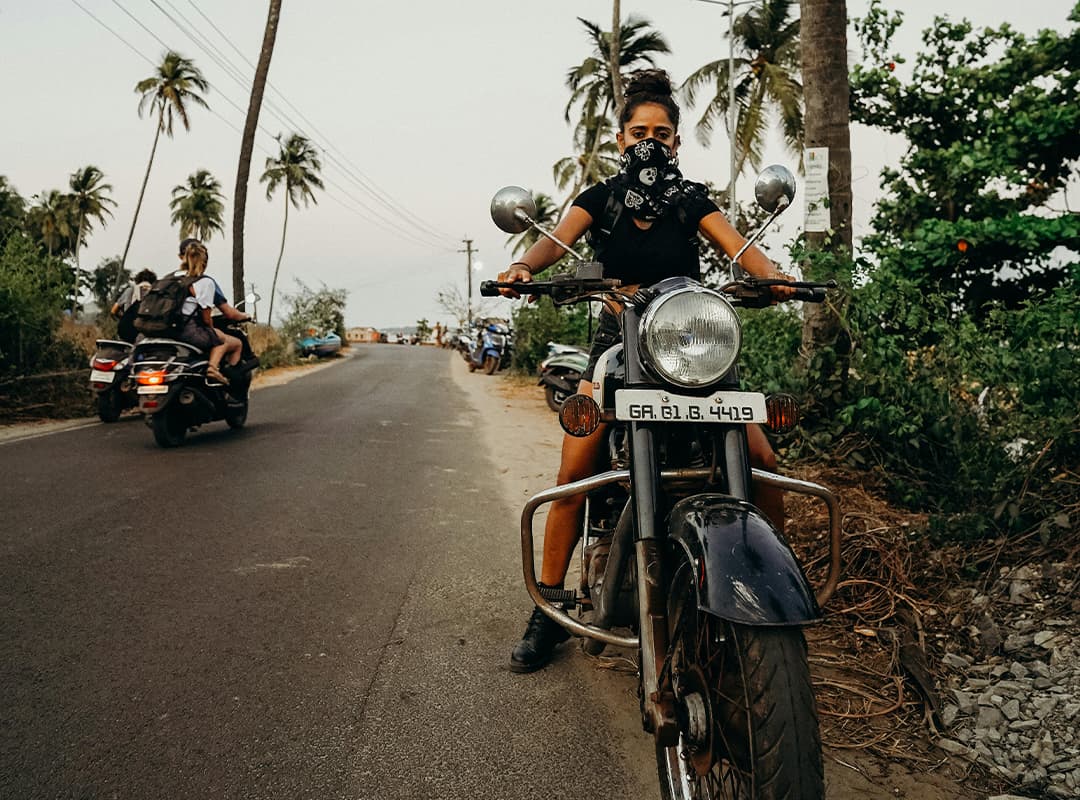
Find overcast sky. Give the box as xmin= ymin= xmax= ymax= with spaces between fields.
xmin=1 ymin=1 xmax=1074 ymax=327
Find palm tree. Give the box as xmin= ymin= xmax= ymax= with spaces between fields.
xmin=261 ymin=133 xmax=324 ymax=324
xmin=119 ymin=51 xmax=209 ymax=275
xmin=68 ymin=165 xmax=116 ymax=315
xmin=170 ymin=169 xmax=226 ymax=241
xmin=799 ymin=0 xmax=851 ymax=369
xmin=557 ymin=15 xmax=671 ymax=213
xmin=233 ymin=0 xmax=282 ymax=305
xmin=0 ymin=176 xmax=26 ymax=243
xmin=26 ymin=190 xmax=75 ymax=258
xmin=681 ymin=0 xmax=803 ymax=188
xmin=506 ymin=192 xmax=560 ymax=258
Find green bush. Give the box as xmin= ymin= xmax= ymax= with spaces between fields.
xmin=0 ymin=234 xmax=74 ymax=376
xmin=510 ymin=297 xmax=591 ymax=374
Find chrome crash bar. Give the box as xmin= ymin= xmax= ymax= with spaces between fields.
xmin=521 ymin=468 xmax=843 ymax=647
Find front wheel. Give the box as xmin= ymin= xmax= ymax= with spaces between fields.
xmin=483 ymin=354 xmax=499 ymax=374
xmin=656 ymin=553 xmax=823 ymax=800
xmin=151 ymin=410 xmax=187 ymax=448
xmin=544 ymin=384 xmax=570 ymax=412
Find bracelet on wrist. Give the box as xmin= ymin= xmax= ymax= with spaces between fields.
xmin=510 ymin=261 xmax=533 ymax=275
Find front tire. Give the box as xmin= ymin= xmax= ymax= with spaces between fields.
xmin=656 ymin=553 xmax=823 ymax=800
xmin=96 ymin=388 xmax=123 ymax=423
xmin=483 ymin=354 xmax=499 ymax=374
xmin=225 ymin=403 xmax=248 ymax=429
xmin=544 ymin=384 xmax=570 ymax=412
xmin=151 ymin=410 xmax=187 ymax=448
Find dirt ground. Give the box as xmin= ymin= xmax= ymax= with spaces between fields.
xmin=450 ymin=359 xmax=1003 ymax=800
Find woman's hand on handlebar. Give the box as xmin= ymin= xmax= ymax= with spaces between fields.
xmin=768 ymin=272 xmax=798 ymax=302
xmin=495 ymin=264 xmax=532 ymax=299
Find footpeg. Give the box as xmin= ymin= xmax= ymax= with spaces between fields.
xmin=539 ymin=586 xmax=578 ymax=607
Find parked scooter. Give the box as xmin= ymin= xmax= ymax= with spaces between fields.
xmin=467 ymin=318 xmax=513 ymax=374
xmin=88 ymin=339 xmax=137 ymax=422
xmin=131 ymin=318 xmax=259 ymax=448
xmin=537 ymin=343 xmax=588 ymax=411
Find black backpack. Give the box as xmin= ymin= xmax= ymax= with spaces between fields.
xmin=132 ymin=274 xmax=200 ymax=337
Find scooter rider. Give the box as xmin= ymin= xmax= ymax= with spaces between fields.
xmin=497 ymin=70 xmax=796 ymax=673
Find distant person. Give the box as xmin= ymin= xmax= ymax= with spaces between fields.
xmin=112 ymin=269 xmax=157 ymax=343
xmin=175 ymin=242 xmax=245 ymax=384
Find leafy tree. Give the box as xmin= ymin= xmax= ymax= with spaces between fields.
xmin=415 ymin=318 xmax=432 ymax=342
xmin=510 ymin=298 xmax=591 ymax=374
xmin=261 ymin=133 xmax=325 ymax=324
xmin=279 ymin=279 xmax=347 ymax=344
xmin=435 ymin=283 xmax=496 ymax=327
xmin=0 ymin=234 xmax=72 ymax=375
xmin=0 ymin=176 xmax=26 ymax=244
xmin=170 ymin=169 xmax=226 ymax=241
xmin=120 ymin=50 xmax=209 ymax=273
xmin=682 ymin=0 xmax=803 ymax=182
xmin=91 ymin=256 xmax=128 ymax=317
xmin=557 ymin=15 xmax=671 ymax=211
xmin=850 ymin=2 xmax=1080 ymax=319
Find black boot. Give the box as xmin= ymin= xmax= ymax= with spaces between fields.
xmin=510 ymin=605 xmax=571 ymax=673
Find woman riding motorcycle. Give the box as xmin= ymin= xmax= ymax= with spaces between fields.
xmin=497 ymin=69 xmax=795 ymax=673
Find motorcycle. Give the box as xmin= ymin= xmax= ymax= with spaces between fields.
xmin=483 ymin=168 xmax=841 ymax=799
xmin=467 ymin=318 xmax=513 ymax=374
xmin=537 ymin=343 xmax=588 ymax=412
xmin=88 ymin=339 xmax=138 ymax=423
xmin=131 ymin=317 xmax=260 ymax=448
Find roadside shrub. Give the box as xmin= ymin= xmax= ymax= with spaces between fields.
xmin=510 ymin=297 xmax=590 ymax=374
xmin=0 ymin=234 xmax=74 ymax=376
xmin=247 ymin=323 xmax=296 ymax=370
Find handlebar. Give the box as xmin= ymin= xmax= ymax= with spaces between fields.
xmin=480 ymin=277 xmax=621 ymax=298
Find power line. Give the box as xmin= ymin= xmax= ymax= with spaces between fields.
xmin=148 ymin=0 xmax=454 ymax=250
xmin=185 ymin=0 xmax=459 ymax=246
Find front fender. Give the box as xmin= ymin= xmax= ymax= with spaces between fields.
xmin=668 ymin=494 xmax=820 ymax=625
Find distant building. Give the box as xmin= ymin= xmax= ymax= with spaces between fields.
xmin=346 ymin=327 xmax=380 ymax=343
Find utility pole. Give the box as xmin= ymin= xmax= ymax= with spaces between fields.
xmin=459 ymin=238 xmax=477 ymax=322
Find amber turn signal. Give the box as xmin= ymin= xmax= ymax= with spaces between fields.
xmin=765 ymin=393 xmax=799 ymax=434
xmin=559 ymin=394 xmax=602 ymax=438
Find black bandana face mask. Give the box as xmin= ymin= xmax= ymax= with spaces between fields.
xmin=612 ymin=138 xmax=683 ymax=221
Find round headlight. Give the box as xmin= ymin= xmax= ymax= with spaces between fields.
xmin=639 ymin=287 xmax=741 ymax=387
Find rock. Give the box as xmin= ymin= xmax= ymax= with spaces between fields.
xmin=1002 ymin=698 xmax=1021 ymax=720
xmin=1010 ymin=661 xmax=1030 ymax=679
xmin=936 ymin=738 xmax=970 ymax=756
xmin=1064 ymin=702 xmax=1080 ymax=720
xmin=1005 ymin=633 xmax=1034 ymax=652
xmin=952 ymin=689 xmax=978 ymax=714
xmin=1009 ymin=719 xmax=1041 ymax=731
xmin=1038 ymin=733 xmax=1056 ymax=767
xmin=1034 ymin=677 xmax=1054 ymax=689
xmin=942 ymin=703 xmax=960 ymax=728
xmin=1030 ymin=660 xmax=1051 ymax=678
xmin=978 ymin=706 xmax=1005 ymax=729
xmin=992 ymin=664 xmax=1011 ymax=678
xmin=1034 ymin=630 xmax=1058 ymax=647
xmin=942 ymin=652 xmax=972 ymax=670
xmin=1009 ymin=580 xmax=1033 ymax=603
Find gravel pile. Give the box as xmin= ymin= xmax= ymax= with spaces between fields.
xmin=934 ymin=562 xmax=1080 ymax=798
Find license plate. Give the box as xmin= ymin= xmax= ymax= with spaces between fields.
xmin=137 ymin=385 xmax=168 ymax=395
xmin=615 ymin=389 xmax=767 ymax=423
xmin=90 ymin=369 xmax=115 ymax=383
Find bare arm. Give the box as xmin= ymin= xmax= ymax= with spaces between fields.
xmin=496 ymin=206 xmax=594 ymax=296
xmin=216 ymin=301 xmax=250 ymax=322
xmin=699 ymin=211 xmax=795 ymax=299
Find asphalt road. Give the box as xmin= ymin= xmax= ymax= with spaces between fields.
xmin=0 ymin=346 xmax=657 ymax=799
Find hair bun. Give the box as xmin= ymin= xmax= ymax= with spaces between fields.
xmin=625 ymin=69 xmax=674 ymax=98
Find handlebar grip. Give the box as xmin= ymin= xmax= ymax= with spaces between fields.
xmin=479 ymin=281 xmax=500 ymax=297
xmin=793 ymin=287 xmax=828 ymax=303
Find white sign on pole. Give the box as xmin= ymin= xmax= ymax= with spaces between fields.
xmin=803 ymin=147 xmax=830 ymax=233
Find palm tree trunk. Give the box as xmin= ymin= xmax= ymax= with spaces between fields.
xmin=609 ymin=0 xmax=624 ymax=119
xmin=799 ymin=0 xmax=852 ymax=369
xmin=70 ymin=212 xmax=85 ymax=317
xmin=117 ymin=111 xmax=163 ymax=292
xmin=267 ymin=195 xmax=289 ymax=325
xmin=233 ymin=0 xmax=283 ymax=305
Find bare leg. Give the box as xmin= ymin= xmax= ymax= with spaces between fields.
xmin=747 ymin=423 xmax=784 ymax=533
xmin=540 ymin=381 xmax=607 ymax=587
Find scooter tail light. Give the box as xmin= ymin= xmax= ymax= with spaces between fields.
xmin=559 ymin=394 xmax=601 ymax=438
xmin=765 ymin=393 xmax=799 ymax=434
xmin=135 ymin=369 xmax=168 ymax=386
xmin=93 ymin=358 xmax=118 ymax=370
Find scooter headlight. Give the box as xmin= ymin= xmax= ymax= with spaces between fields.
xmin=639 ymin=287 xmax=741 ymax=388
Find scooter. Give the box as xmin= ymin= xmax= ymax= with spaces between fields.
xmin=88 ymin=339 xmax=137 ymax=422
xmin=467 ymin=319 xmax=513 ymax=374
xmin=131 ymin=319 xmax=259 ymax=448
xmin=538 ymin=344 xmax=588 ymax=411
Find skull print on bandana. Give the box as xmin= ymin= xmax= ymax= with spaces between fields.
xmin=610 ymin=138 xmax=684 ymax=221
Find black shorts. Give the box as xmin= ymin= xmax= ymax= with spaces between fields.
xmin=582 ymin=310 xmax=622 ymax=381
xmin=178 ymin=317 xmax=221 ymax=352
